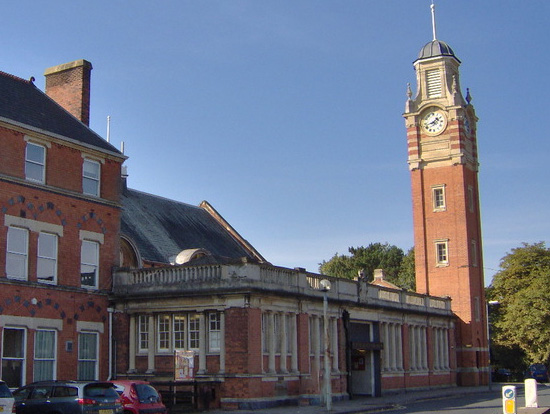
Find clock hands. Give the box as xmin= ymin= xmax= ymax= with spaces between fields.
xmin=425 ymin=115 xmax=440 ymax=127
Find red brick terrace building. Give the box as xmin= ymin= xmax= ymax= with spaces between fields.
xmin=0 ymin=60 xmax=124 ymax=386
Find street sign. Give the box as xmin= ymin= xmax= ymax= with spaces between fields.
xmin=502 ymin=385 xmax=516 ymax=414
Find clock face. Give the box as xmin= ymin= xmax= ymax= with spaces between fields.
xmin=422 ymin=110 xmax=447 ymax=135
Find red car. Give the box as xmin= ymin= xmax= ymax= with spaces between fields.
xmin=110 ymin=380 xmax=167 ymax=414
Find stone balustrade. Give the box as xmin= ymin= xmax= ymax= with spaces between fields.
xmin=112 ymin=261 xmax=451 ymax=314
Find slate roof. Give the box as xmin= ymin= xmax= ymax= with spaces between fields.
xmin=0 ymin=70 xmax=121 ymax=155
xmin=121 ymin=187 xmax=263 ymax=265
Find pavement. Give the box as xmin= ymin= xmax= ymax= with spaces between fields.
xmin=206 ymin=385 xmax=496 ymax=414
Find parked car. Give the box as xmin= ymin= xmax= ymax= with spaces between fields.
xmin=526 ymin=364 xmax=549 ymax=382
xmin=0 ymin=380 xmax=15 ymax=413
xmin=12 ymin=380 xmax=123 ymax=414
xmin=109 ymin=380 xmax=167 ymax=414
xmin=492 ymin=368 xmax=512 ymax=382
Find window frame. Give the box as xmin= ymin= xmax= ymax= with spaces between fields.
xmin=82 ymin=159 xmax=100 ymax=197
xmin=37 ymin=232 xmax=58 ymax=284
xmin=80 ymin=240 xmax=99 ymax=288
xmin=188 ymin=314 xmax=200 ymax=351
xmin=173 ymin=315 xmax=186 ymax=350
xmin=285 ymin=314 xmax=292 ymax=356
xmin=6 ymin=226 xmax=29 ymax=280
xmin=432 ymin=185 xmax=446 ymax=211
xmin=138 ymin=315 xmax=149 ymax=353
xmin=435 ymin=240 xmax=449 ymax=266
xmin=77 ymin=331 xmax=99 ymax=381
xmin=25 ymin=142 xmax=46 ymax=184
xmin=1 ymin=327 xmax=26 ymax=388
xmin=34 ymin=329 xmax=57 ymax=381
xmin=208 ymin=312 xmax=221 ymax=353
xmin=261 ymin=313 xmax=269 ymax=354
xmin=157 ymin=315 xmax=171 ymax=352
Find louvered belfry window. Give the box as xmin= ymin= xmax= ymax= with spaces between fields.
xmin=426 ymin=69 xmax=442 ymax=98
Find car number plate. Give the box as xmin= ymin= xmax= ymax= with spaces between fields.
xmin=99 ymin=410 xmax=113 ymax=414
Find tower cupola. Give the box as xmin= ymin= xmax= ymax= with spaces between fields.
xmin=405 ymin=4 xmax=467 ymax=113
xmin=416 ymin=39 xmax=458 ymax=62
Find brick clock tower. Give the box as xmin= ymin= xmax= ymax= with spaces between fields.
xmin=403 ymin=5 xmax=488 ymax=386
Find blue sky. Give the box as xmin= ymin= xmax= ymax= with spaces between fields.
xmin=2 ymin=1 xmax=549 ymax=285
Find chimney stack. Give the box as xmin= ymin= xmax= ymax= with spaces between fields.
xmin=373 ymin=269 xmax=386 ymax=282
xmin=44 ymin=59 xmax=92 ymax=126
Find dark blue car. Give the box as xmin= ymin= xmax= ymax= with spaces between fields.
xmin=526 ymin=364 xmax=549 ymax=382
xmin=13 ymin=380 xmax=123 ymax=414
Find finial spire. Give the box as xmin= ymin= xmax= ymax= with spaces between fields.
xmin=431 ymin=1 xmax=437 ymax=41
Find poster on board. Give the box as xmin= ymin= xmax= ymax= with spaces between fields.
xmin=175 ymin=350 xmax=195 ymax=381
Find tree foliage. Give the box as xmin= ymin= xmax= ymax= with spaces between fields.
xmin=319 ymin=243 xmax=415 ymax=290
xmin=396 ymin=247 xmax=416 ymax=291
xmin=487 ymin=242 xmax=550 ymax=367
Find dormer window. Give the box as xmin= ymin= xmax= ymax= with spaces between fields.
xmin=83 ymin=159 xmax=100 ymax=197
xmin=426 ymin=69 xmax=442 ymax=98
xmin=25 ymin=142 xmax=45 ymax=183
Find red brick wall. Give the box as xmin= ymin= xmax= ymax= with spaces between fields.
xmin=113 ymin=312 xmax=130 ymax=373
xmin=0 ymin=127 xmax=22 ymax=176
xmin=0 ymin=182 xmax=121 ymax=289
xmin=0 ymin=127 xmax=121 ymax=204
xmin=225 ymin=308 xmax=250 ymax=375
xmin=0 ymin=119 xmax=122 ymax=383
xmin=0 ymin=284 xmax=110 ymax=381
xmin=44 ymin=60 xmax=92 ymax=126
xmin=408 ymin=120 xmax=488 ymax=385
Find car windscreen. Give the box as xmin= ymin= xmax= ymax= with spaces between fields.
xmin=135 ymin=384 xmax=161 ymax=403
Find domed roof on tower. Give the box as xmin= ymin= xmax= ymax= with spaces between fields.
xmin=417 ymin=39 xmax=458 ymax=61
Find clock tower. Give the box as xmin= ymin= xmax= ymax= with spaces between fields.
xmin=403 ymin=5 xmax=488 ymax=386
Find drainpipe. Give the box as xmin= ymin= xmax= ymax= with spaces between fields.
xmin=107 ymin=307 xmax=114 ymax=380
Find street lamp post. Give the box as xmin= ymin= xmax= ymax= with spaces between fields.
xmin=320 ymin=279 xmax=332 ymax=411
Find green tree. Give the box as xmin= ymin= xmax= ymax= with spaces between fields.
xmin=487 ymin=242 xmax=550 ymax=366
xmin=396 ymin=247 xmax=416 ymax=291
xmin=319 ymin=242 xmax=414 ymax=290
